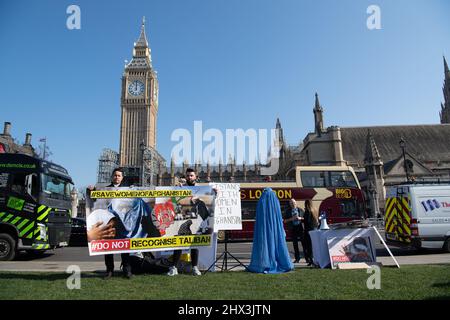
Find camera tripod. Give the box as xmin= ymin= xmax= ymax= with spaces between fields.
xmin=205 ymin=230 xmax=249 ymax=272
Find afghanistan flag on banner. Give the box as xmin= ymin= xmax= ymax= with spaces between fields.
xmin=152 ymin=197 xmax=178 ymax=236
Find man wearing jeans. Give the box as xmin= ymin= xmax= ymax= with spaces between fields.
xmin=167 ymin=168 xmax=201 ymax=276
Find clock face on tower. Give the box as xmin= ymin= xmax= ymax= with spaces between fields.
xmin=128 ymin=80 xmax=144 ymax=96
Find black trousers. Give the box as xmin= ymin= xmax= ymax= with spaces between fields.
xmin=129 ymin=255 xmax=169 ymax=275
xmin=172 ymin=249 xmax=199 ymax=267
xmin=303 ymin=231 xmax=313 ymax=263
xmin=290 ymin=225 xmax=305 ymax=261
xmin=104 ymin=253 xmax=131 ymax=273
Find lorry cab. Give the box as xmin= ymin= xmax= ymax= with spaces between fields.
xmin=0 ymin=153 xmax=73 ymax=260
xmin=384 ymin=184 xmax=450 ymax=252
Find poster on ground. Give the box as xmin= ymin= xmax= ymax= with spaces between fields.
xmin=326 ymin=235 xmax=375 ymax=269
xmin=86 ymin=186 xmax=215 ymax=256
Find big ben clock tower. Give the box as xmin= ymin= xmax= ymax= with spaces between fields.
xmin=119 ymin=17 xmax=159 ymax=168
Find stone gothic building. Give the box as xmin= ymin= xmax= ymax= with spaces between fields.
xmin=299 ymin=57 xmax=450 ymax=217
xmin=97 ymin=19 xmax=450 ymax=220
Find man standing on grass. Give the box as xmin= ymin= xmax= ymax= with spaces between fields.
xmin=87 ymin=168 xmax=132 ymax=279
xmin=167 ymin=168 xmax=202 ymax=276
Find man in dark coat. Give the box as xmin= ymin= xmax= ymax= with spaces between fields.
xmin=167 ymin=168 xmax=202 ymax=276
xmin=87 ymin=168 xmax=132 ymax=279
xmin=283 ymin=198 xmax=305 ymax=263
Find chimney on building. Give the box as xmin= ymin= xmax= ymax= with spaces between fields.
xmin=3 ymin=122 xmax=11 ymax=136
xmin=24 ymin=133 xmax=32 ymax=146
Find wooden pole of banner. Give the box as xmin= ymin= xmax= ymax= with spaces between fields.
xmin=372 ymin=226 xmax=400 ymax=268
xmin=205 ymin=230 xmax=249 ymax=273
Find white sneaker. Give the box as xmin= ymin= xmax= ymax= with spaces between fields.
xmin=167 ymin=266 xmax=178 ymax=276
xmin=192 ymin=266 xmax=202 ymax=276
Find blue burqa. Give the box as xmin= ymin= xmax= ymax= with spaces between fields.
xmin=248 ymin=188 xmax=294 ymax=273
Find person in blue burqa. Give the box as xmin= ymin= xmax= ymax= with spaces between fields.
xmin=248 ymin=188 xmax=294 ymax=274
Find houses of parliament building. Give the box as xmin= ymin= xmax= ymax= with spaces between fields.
xmin=96 ymin=19 xmax=450 ymax=215
xmin=1 ymin=19 xmax=448 ymax=218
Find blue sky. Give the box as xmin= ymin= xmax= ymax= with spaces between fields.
xmin=1 ymin=0 xmax=449 ymax=189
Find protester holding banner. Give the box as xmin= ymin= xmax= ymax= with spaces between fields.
xmin=167 ymin=168 xmax=202 ymax=276
xmin=283 ymin=198 xmax=305 ymax=263
xmin=85 ymin=166 xmax=217 ymax=274
xmin=303 ymin=199 xmax=319 ymax=266
xmin=88 ymin=168 xmax=133 ymax=279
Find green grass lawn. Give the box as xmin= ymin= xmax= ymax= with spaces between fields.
xmin=0 ymin=265 xmax=449 ymax=300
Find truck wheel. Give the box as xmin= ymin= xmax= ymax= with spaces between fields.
xmin=0 ymin=233 xmax=16 ymax=261
xmin=443 ymin=238 xmax=450 ymax=253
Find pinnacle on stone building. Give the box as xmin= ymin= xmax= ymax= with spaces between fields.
xmin=440 ymin=56 xmax=450 ymax=124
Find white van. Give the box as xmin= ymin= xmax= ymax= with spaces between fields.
xmin=384 ymin=184 xmax=450 ymax=252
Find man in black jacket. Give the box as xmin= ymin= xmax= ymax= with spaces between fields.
xmin=88 ymin=168 xmax=132 ymax=279
xmin=167 ymin=168 xmax=202 ymax=276
xmin=283 ymin=198 xmax=305 ymax=263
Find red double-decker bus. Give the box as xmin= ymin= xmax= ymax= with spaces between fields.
xmin=227 ymin=166 xmax=367 ymax=241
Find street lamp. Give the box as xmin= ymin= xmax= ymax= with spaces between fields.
xmin=399 ymin=137 xmax=409 ymax=182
